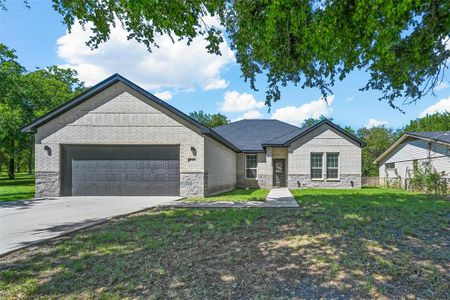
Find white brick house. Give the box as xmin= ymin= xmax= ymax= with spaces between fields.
xmin=23 ymin=74 xmax=364 ymax=198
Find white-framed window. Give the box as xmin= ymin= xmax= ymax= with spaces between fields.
xmin=326 ymin=153 xmax=339 ymax=179
xmin=245 ymin=154 xmax=258 ymax=179
xmin=311 ymin=153 xmax=323 ymax=179
xmin=385 ymin=162 xmax=395 ymax=170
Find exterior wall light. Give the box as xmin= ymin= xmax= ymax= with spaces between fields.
xmin=44 ymin=145 xmax=52 ymax=156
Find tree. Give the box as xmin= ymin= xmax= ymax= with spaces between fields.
xmin=0 ymin=44 xmax=26 ymax=179
xmin=343 ymin=126 xmax=357 ymax=137
xmin=0 ymin=44 xmax=85 ymax=178
xmin=301 ymin=115 xmax=333 ymax=127
xmin=5 ymin=0 xmax=448 ymax=108
xmin=189 ymin=110 xmax=230 ymax=127
xmin=403 ymin=112 xmax=450 ymax=133
xmin=357 ymin=126 xmax=397 ymax=177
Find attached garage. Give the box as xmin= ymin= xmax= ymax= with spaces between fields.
xmin=23 ymin=74 xmax=239 ymax=198
xmin=61 ymin=145 xmax=180 ymax=196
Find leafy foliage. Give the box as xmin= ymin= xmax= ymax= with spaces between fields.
xmin=409 ymin=160 xmax=448 ymax=195
xmin=0 ymin=43 xmax=84 ymax=178
xmin=357 ymin=126 xmax=398 ymax=176
xmin=7 ymin=0 xmax=447 ymax=108
xmin=189 ymin=110 xmax=230 ymax=127
xmin=301 ymin=115 xmax=332 ymax=127
xmin=402 ymin=112 xmax=450 ymax=133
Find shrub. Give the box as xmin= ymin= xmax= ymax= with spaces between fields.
xmin=409 ymin=160 xmax=448 ymax=195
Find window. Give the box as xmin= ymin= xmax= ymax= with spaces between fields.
xmin=245 ymin=154 xmax=257 ymax=179
xmin=421 ymin=160 xmax=431 ymax=170
xmin=385 ymin=162 xmax=395 ymax=170
xmin=311 ymin=153 xmax=323 ymax=179
xmin=326 ymin=153 xmax=339 ymax=179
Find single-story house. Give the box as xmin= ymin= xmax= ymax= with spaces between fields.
xmin=22 ymin=74 xmax=364 ymax=198
xmin=375 ymin=132 xmax=450 ymax=180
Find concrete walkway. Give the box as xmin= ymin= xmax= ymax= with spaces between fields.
xmin=164 ymin=188 xmax=299 ymax=208
xmin=265 ymin=187 xmax=299 ymax=207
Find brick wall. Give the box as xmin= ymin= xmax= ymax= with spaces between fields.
xmin=35 ymin=82 xmax=206 ymax=197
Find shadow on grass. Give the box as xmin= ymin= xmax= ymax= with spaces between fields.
xmin=0 ymin=193 xmax=36 ymax=202
xmin=0 ymin=189 xmax=448 ymax=298
xmin=0 ymin=173 xmax=35 ymax=202
xmin=0 ymin=174 xmax=34 ymax=186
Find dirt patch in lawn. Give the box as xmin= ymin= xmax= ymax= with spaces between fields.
xmin=0 ymin=189 xmax=449 ymax=299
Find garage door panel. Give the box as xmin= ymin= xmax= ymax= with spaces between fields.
xmin=63 ymin=145 xmax=180 ymax=196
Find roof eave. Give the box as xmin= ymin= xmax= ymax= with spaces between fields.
xmin=204 ymin=130 xmax=240 ymax=152
xmin=261 ymin=143 xmax=286 ymax=148
xmin=21 ymin=73 xmax=210 ymax=134
xmin=21 ymin=74 xmax=122 ymax=133
xmin=21 ymin=73 xmax=242 ymax=152
xmin=373 ymin=134 xmax=409 ymax=165
xmin=283 ymin=120 xmax=365 ymax=147
xmin=407 ymin=133 xmax=450 ymax=147
xmin=241 ymin=149 xmax=265 ymax=153
xmin=374 ymin=133 xmax=450 ymax=165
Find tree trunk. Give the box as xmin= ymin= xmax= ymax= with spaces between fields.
xmin=8 ymin=140 xmax=15 ymax=179
xmin=28 ymin=137 xmax=33 ymax=175
xmin=8 ymin=157 xmax=15 ymax=179
xmin=28 ymin=155 xmax=33 ymax=175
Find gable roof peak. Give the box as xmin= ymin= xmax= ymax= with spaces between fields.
xmin=21 ymin=74 xmax=240 ymax=152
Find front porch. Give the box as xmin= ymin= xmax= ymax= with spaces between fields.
xmin=237 ymin=147 xmax=289 ymax=189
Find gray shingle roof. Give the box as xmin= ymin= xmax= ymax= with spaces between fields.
xmin=408 ymin=131 xmax=450 ymax=144
xmin=262 ymin=126 xmax=311 ymax=145
xmin=213 ymin=119 xmax=300 ymax=151
xmin=214 ymin=119 xmax=365 ymax=151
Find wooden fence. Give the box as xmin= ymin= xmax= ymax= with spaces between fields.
xmin=362 ymin=176 xmax=449 ymax=192
xmin=361 ymin=177 xmax=382 ymax=187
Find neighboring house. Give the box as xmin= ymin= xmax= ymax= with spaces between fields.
xmin=22 ymin=74 xmax=364 ymax=198
xmin=375 ymin=132 xmax=450 ymax=181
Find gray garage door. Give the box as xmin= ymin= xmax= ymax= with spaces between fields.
xmin=62 ymin=145 xmax=180 ymax=196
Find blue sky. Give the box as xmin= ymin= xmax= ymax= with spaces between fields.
xmin=1 ymin=0 xmax=450 ymax=129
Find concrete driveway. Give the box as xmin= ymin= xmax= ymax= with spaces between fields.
xmin=0 ymin=196 xmax=181 ymax=256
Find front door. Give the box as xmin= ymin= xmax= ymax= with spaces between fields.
xmin=273 ymin=159 xmax=286 ymax=187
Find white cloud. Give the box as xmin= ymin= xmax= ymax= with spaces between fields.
xmin=270 ymin=96 xmax=334 ymax=125
xmin=220 ymin=90 xmax=265 ymax=112
xmin=204 ymin=79 xmax=229 ymax=90
xmin=345 ymin=96 xmax=355 ymax=102
xmin=57 ymin=20 xmax=234 ymax=91
xmin=233 ymin=110 xmax=263 ymax=121
xmin=154 ymin=90 xmax=173 ymax=101
xmin=419 ymin=95 xmax=450 ymax=117
xmin=366 ymin=118 xmax=388 ymax=128
xmin=434 ymin=81 xmax=449 ymax=91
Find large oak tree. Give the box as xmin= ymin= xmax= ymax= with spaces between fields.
xmin=0 ymin=44 xmax=84 ymax=178
xmin=4 ymin=0 xmax=447 ymax=109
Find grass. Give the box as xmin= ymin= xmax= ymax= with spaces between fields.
xmin=1 ymin=188 xmax=449 ymax=298
xmin=185 ymin=188 xmax=269 ymax=202
xmin=0 ymin=173 xmax=35 ymax=202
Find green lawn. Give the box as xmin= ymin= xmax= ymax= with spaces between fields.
xmin=185 ymin=188 xmax=269 ymax=202
xmin=0 ymin=188 xmax=449 ymax=299
xmin=0 ymin=173 xmax=35 ymax=202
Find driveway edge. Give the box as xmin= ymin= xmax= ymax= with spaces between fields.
xmin=0 ymin=206 xmax=157 ymax=259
